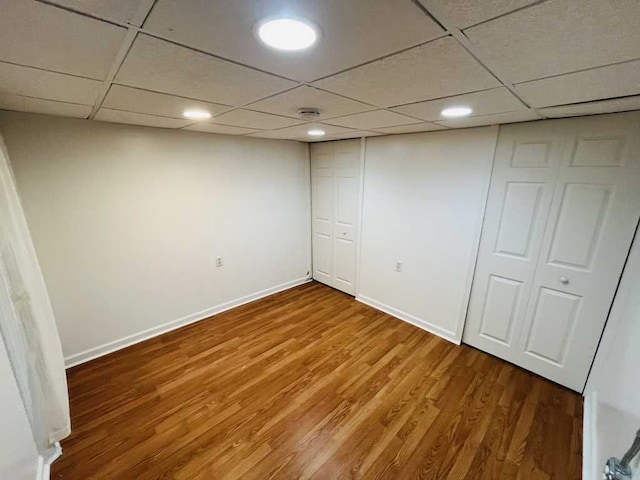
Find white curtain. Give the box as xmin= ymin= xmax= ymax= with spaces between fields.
xmin=0 ymin=134 xmax=70 ymax=453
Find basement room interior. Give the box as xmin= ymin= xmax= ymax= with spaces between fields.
xmin=1 ymin=1 xmax=640 ymax=479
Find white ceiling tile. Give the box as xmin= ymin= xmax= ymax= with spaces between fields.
xmin=436 ymin=110 xmax=540 ymax=128
xmin=539 ymin=97 xmax=640 ymax=119
xmin=328 ymin=130 xmax=381 ymax=139
xmin=420 ymin=0 xmax=538 ymax=29
xmin=103 ymin=85 xmax=231 ymax=119
xmin=312 ymin=37 xmax=499 ymax=107
xmin=465 ymin=0 xmax=640 ymax=83
xmin=116 ymin=35 xmax=298 ymax=106
xmin=0 ymin=62 xmax=102 ymax=105
xmin=211 ymin=110 xmax=303 ymax=130
xmin=392 ymin=87 xmax=526 ymax=121
xmin=298 ymin=130 xmax=381 ymax=142
xmin=0 ymin=93 xmax=91 ymax=118
xmin=373 ymin=123 xmax=448 ymax=135
xmin=143 ymin=0 xmax=444 ymax=81
xmin=47 ymin=0 xmax=153 ymax=25
xmin=249 ymin=123 xmax=354 ymax=140
xmin=325 ymin=110 xmax=421 ymax=129
xmin=0 ymin=0 xmax=127 ymax=79
xmin=94 ymin=109 xmax=193 ymax=128
xmin=245 ymin=86 xmax=374 ymax=120
xmin=183 ymin=123 xmax=260 ymax=135
xmin=515 ymin=60 xmax=640 ymax=108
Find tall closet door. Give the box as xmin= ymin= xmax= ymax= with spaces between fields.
xmin=464 ymin=113 xmax=640 ymax=391
xmin=311 ymin=142 xmax=334 ymax=287
xmin=463 ymin=121 xmax=564 ymax=369
xmin=311 ymin=139 xmax=361 ymax=295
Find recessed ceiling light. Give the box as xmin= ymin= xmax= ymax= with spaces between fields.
xmin=441 ymin=106 xmax=473 ymax=118
xmin=307 ymin=129 xmax=326 ymax=137
xmin=256 ymin=18 xmax=319 ymax=51
xmin=183 ymin=110 xmax=211 ymax=120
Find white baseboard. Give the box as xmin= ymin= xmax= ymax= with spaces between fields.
xmin=356 ymin=294 xmax=460 ymax=345
xmin=583 ymin=391 xmax=598 ymax=480
xmin=36 ymin=443 xmax=61 ymax=480
xmin=65 ymin=277 xmax=311 ymax=368
xmin=36 ymin=457 xmax=45 ymax=480
xmin=36 ymin=456 xmax=49 ymax=480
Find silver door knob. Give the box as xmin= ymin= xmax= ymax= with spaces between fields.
xmin=560 ymin=276 xmax=569 ymax=284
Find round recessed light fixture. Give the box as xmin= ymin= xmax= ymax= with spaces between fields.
xmin=183 ymin=109 xmax=212 ymax=120
xmin=307 ymin=128 xmax=326 ymax=137
xmin=256 ymin=18 xmax=319 ymax=51
xmin=441 ymin=106 xmax=473 ymax=118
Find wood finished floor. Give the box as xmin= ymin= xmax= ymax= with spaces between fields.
xmin=53 ymin=282 xmax=582 ymax=479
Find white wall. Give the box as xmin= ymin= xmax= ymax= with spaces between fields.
xmin=585 ymin=229 xmax=640 ymax=476
xmin=0 ymin=131 xmax=70 ymax=449
xmin=0 ymin=111 xmax=310 ymax=365
xmin=0 ymin=332 xmax=39 ymax=480
xmin=357 ymin=127 xmax=497 ymax=342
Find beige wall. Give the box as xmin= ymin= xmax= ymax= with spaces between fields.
xmin=0 ymin=112 xmax=310 ymax=364
xmin=0 ymin=333 xmax=39 ymax=480
xmin=357 ymin=127 xmax=497 ymax=343
xmin=585 ymin=232 xmax=640 ymax=474
xmin=586 ymin=232 xmax=640 ymax=415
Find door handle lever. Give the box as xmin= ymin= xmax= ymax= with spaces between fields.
xmin=604 ymin=428 xmax=640 ymax=480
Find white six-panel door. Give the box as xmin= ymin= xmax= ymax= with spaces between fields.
xmin=311 ymin=142 xmax=334 ymax=288
xmin=311 ymin=139 xmax=361 ymax=295
xmin=464 ymin=113 xmax=640 ymax=391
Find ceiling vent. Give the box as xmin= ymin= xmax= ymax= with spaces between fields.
xmin=297 ymin=107 xmax=321 ymax=120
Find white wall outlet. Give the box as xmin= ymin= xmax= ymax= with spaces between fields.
xmin=395 ymin=261 xmax=403 ymax=272
xmin=215 ymin=256 xmax=223 ymax=268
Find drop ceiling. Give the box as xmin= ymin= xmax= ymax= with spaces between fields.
xmin=0 ymin=0 xmax=638 ymax=142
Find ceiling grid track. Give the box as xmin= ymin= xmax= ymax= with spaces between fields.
xmin=415 ymin=0 xmax=544 ymax=118
xmin=88 ymin=29 xmax=140 ymax=120
xmin=86 ymin=0 xmax=158 ymax=120
xmin=4 ymin=0 xmax=639 ymax=139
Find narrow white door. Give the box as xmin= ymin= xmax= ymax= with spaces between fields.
xmin=311 ymin=139 xmax=361 ymax=295
xmin=311 ymin=142 xmax=334 ymax=288
xmin=464 ymin=113 xmax=640 ymax=391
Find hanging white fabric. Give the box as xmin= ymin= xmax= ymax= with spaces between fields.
xmin=0 ymin=134 xmax=70 ymax=451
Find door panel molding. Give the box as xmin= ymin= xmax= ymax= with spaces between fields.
xmin=478 ymin=274 xmax=523 ymax=346
xmin=311 ymin=139 xmax=361 ymax=295
xmin=464 ymin=112 xmax=640 ymax=391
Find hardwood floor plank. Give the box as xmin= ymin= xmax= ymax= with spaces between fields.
xmin=52 ymin=282 xmax=582 ymax=479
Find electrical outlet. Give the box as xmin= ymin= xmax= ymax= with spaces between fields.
xmin=395 ymin=261 xmax=403 ymax=272
xmin=215 ymin=256 xmax=223 ymax=268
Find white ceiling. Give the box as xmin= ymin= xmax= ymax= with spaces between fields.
xmin=0 ymin=0 xmax=127 ymax=79
xmin=419 ymin=0 xmax=540 ymax=29
xmin=324 ymin=110 xmax=421 ymax=130
xmin=0 ymin=0 xmax=639 ymax=142
xmin=464 ymin=0 xmax=640 ymax=83
xmin=142 ymin=0 xmax=444 ymax=82
xmin=102 ymin=85 xmax=232 ymax=119
xmin=391 ymin=87 xmax=526 ymax=122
